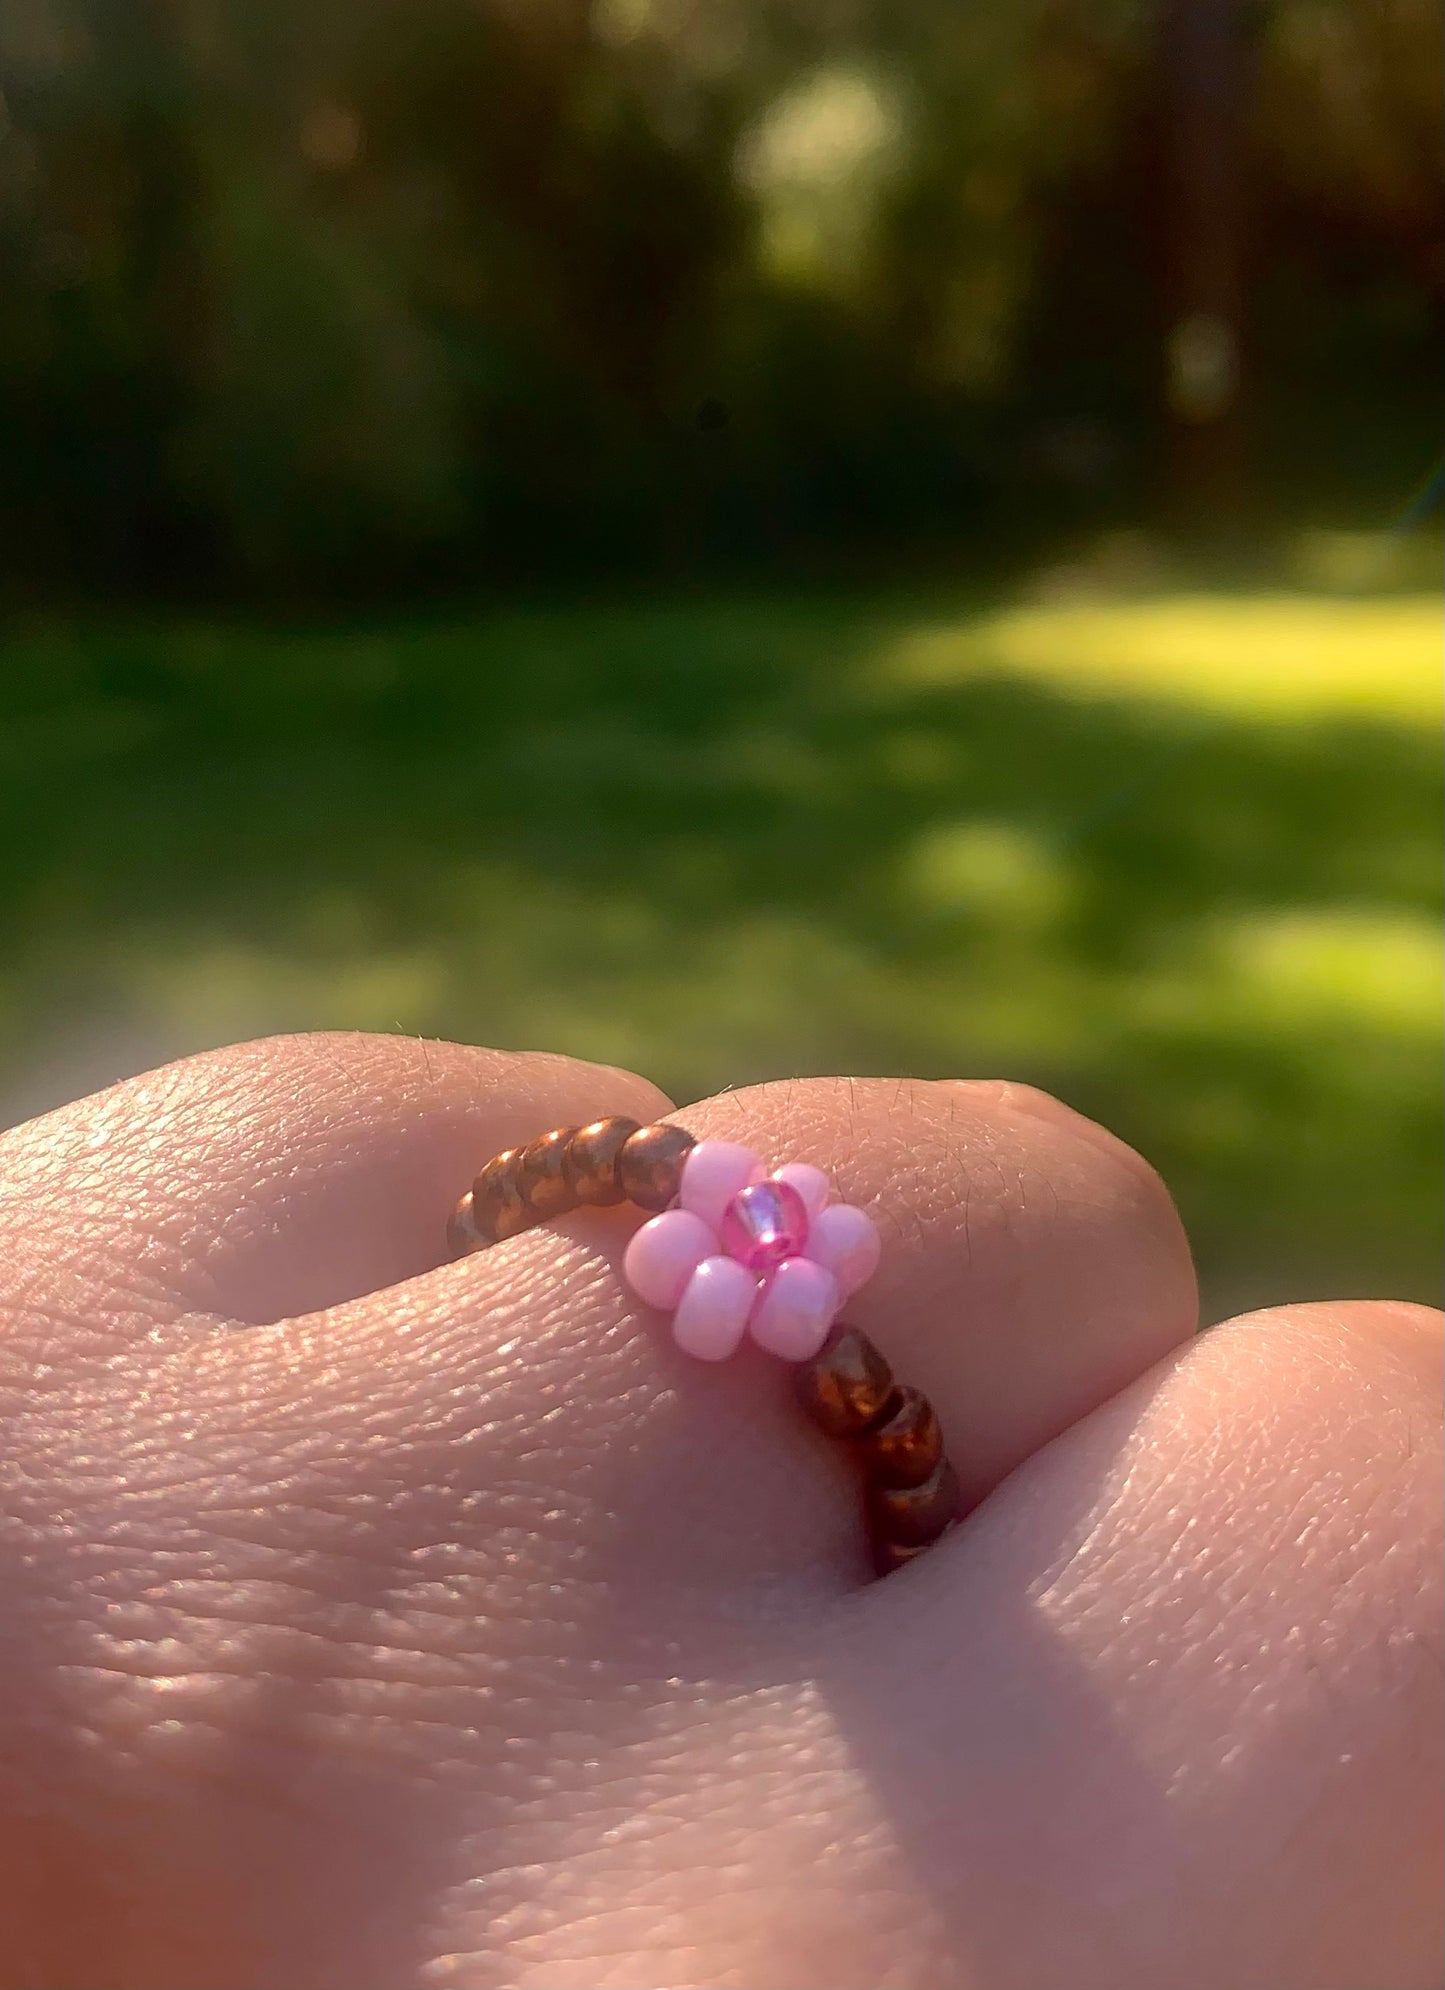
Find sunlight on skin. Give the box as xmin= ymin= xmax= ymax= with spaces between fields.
xmin=881 ymin=593 xmax=1443 ymax=722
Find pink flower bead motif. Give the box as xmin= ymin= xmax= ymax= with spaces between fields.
xmin=621 ymin=1137 xmax=883 ymax=1366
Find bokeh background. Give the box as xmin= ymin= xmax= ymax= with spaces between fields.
xmin=1 ymin=0 xmax=1440 ymax=1316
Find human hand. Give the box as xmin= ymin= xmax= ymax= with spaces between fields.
xmin=1 ymin=1035 xmax=1439 ymax=1989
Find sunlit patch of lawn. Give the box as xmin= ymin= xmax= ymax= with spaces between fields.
xmin=877 ymin=593 xmax=1443 ymax=722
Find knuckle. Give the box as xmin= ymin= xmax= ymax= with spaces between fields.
xmin=961 ymin=1077 xmax=1185 ymax=1238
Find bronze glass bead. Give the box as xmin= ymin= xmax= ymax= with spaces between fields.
xmin=564 ymin=1116 xmax=642 ymax=1206
xmin=617 ymin=1123 xmax=697 ymax=1213
xmin=794 ymin=1325 xmax=895 ymax=1437
xmin=471 ymin=1146 xmax=529 ymax=1243
xmin=518 ymin=1125 xmax=581 ymax=1218
xmin=868 ymin=1458 xmax=961 ymax=1549
xmin=858 ymin=1386 xmax=943 ymax=1489
xmin=873 ymin=1536 xmax=930 ymax=1577
xmin=446 ymin=1190 xmax=482 ymax=1256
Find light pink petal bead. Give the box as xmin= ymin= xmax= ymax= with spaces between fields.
xmin=770 ymin=1161 xmax=830 ymax=1219
xmin=673 ymin=1256 xmax=757 ymax=1361
xmin=806 ymin=1202 xmax=882 ymax=1297
xmin=623 ymin=1208 xmax=715 ymax=1310
xmin=679 ymin=1139 xmax=764 ymax=1231
xmin=749 ymin=1256 xmax=841 ymax=1361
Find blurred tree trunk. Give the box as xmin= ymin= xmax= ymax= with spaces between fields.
xmin=1156 ymin=0 xmax=1251 ymax=538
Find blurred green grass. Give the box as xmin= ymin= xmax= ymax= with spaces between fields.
xmin=1 ymin=586 xmax=1440 ymax=1318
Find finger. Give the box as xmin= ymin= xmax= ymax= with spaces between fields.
xmin=823 ymin=1300 xmax=1444 ymax=1990
xmin=197 ymin=1074 xmax=1197 ymax=1597
xmin=0 ymin=1032 xmax=672 ymax=1350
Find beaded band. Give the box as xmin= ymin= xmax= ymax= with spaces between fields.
xmin=448 ymin=1116 xmax=960 ymax=1576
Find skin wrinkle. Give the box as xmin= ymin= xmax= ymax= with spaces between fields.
xmin=426 ymin=1697 xmax=938 ymax=1990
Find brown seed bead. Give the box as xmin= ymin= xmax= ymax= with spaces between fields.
xmin=517 ymin=1125 xmax=581 ymax=1219
xmin=446 ymin=1190 xmax=483 ymax=1257
xmin=868 ymin=1457 xmax=961 ymax=1549
xmin=858 ymin=1386 xmax=944 ymax=1489
xmin=617 ymin=1123 xmax=697 ymax=1213
xmin=794 ymin=1324 xmax=895 ymax=1437
xmin=471 ymin=1146 xmax=528 ymax=1243
xmin=564 ymin=1116 xmax=642 ymax=1206
xmin=873 ymin=1536 xmax=931 ymax=1577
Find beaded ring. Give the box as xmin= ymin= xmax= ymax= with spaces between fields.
xmin=448 ymin=1116 xmax=960 ymax=1576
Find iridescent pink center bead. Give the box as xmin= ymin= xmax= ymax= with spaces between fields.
xmin=719 ymin=1178 xmax=809 ymax=1272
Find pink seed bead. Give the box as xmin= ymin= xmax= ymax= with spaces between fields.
xmin=679 ymin=1139 xmax=764 ymax=1231
xmin=719 ymin=1177 xmax=809 ymax=1272
xmin=749 ymin=1256 xmax=841 ymax=1361
xmin=805 ymin=1202 xmax=882 ymax=1297
xmin=623 ymin=1207 xmax=715 ymax=1310
xmin=672 ymin=1256 xmax=757 ymax=1361
xmin=771 ymin=1161 xmax=830 ymax=1219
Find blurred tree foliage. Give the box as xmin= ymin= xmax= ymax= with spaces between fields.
xmin=1 ymin=0 xmax=1439 ymax=598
